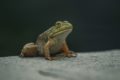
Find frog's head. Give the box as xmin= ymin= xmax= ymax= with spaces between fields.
xmin=48 ymin=21 xmax=73 ymax=38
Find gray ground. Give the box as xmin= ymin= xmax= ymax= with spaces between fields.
xmin=0 ymin=50 xmax=120 ymax=80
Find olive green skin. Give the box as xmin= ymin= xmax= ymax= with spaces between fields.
xmin=36 ymin=21 xmax=73 ymax=55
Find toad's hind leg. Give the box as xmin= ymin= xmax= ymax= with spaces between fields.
xmin=61 ymin=41 xmax=76 ymax=57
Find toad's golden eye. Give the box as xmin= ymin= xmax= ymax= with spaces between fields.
xmin=55 ymin=21 xmax=62 ymax=27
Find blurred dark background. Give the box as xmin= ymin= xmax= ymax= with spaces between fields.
xmin=0 ymin=0 xmax=120 ymax=56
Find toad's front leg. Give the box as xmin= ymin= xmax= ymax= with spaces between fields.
xmin=61 ymin=41 xmax=76 ymax=57
xmin=43 ymin=38 xmax=55 ymax=60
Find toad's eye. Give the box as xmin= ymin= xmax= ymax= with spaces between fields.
xmin=55 ymin=21 xmax=62 ymax=27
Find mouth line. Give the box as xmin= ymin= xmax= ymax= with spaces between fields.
xmin=56 ymin=28 xmax=72 ymax=34
xmin=61 ymin=28 xmax=72 ymax=32
xmin=52 ymin=28 xmax=72 ymax=37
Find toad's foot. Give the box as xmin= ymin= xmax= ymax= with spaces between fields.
xmin=65 ymin=51 xmax=77 ymax=57
xmin=45 ymin=56 xmax=56 ymax=61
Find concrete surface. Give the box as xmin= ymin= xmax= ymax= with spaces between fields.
xmin=0 ymin=49 xmax=120 ymax=80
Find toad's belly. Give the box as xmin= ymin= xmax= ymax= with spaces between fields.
xmin=49 ymin=42 xmax=63 ymax=54
xmin=37 ymin=41 xmax=63 ymax=55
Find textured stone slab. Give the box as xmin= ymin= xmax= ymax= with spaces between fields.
xmin=0 ymin=50 xmax=120 ymax=80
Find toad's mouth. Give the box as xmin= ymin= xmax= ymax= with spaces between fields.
xmin=50 ymin=28 xmax=72 ymax=38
